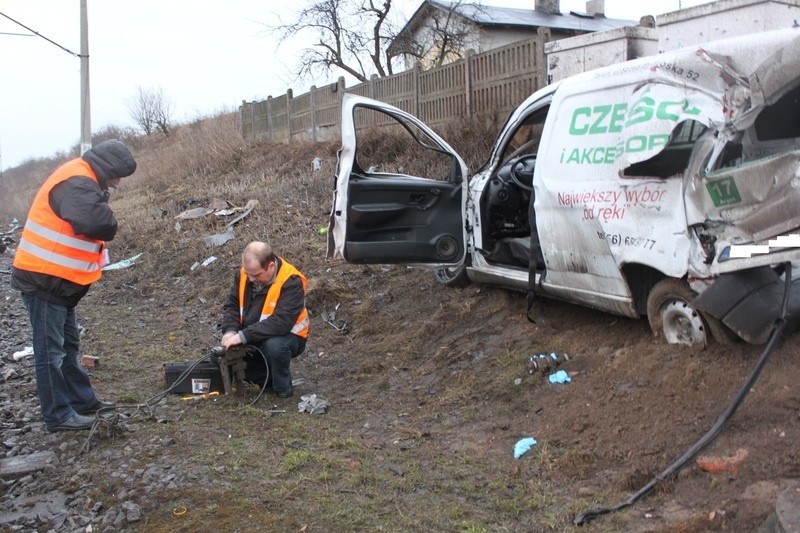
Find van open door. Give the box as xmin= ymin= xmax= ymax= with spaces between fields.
xmin=327 ymin=94 xmax=469 ymax=266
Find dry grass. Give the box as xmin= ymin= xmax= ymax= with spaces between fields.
xmin=0 ymin=112 xmax=608 ymax=531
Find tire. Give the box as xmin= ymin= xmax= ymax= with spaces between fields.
xmin=705 ymin=314 xmax=740 ymax=346
xmin=434 ymin=263 xmax=470 ymax=288
xmin=646 ymin=278 xmax=709 ymax=346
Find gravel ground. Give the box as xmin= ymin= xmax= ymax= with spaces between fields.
xmin=0 ymin=250 xmax=167 ymax=531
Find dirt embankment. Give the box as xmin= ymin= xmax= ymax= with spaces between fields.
xmin=1 ymin=132 xmax=799 ymax=530
xmin=2 ymin=239 xmax=800 ymax=531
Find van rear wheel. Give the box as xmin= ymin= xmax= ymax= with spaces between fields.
xmin=646 ymin=278 xmax=708 ymax=346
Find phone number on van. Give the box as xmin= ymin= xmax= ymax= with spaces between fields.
xmin=597 ymin=231 xmax=656 ymax=249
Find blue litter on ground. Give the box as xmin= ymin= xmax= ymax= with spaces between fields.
xmin=549 ymin=370 xmax=571 ymax=384
xmin=514 ymin=437 xmax=537 ymax=459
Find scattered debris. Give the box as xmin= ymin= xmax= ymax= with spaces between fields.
xmin=191 ymin=256 xmax=219 ymax=271
xmin=298 ymin=394 xmax=331 ymax=415
xmin=514 ymin=437 xmax=537 ymax=459
xmin=0 ymin=450 xmax=59 ymax=479
xmin=204 ymin=228 xmax=235 ymax=248
xmin=321 ymin=306 xmax=349 ymax=334
xmin=223 ymin=199 xmax=259 ymax=229
xmin=174 ymin=199 xmax=260 ymax=248
xmin=80 ymin=355 xmax=100 ymax=368
xmin=0 ymin=219 xmax=19 ymax=253
xmin=174 ymin=207 xmax=214 ymax=220
xmin=102 ymin=253 xmax=143 ymax=271
xmin=548 ymin=370 xmax=571 ymax=384
xmin=527 ymin=352 xmax=571 ymax=374
xmin=12 ymin=346 xmax=33 ymax=361
xmin=696 ymin=448 xmax=749 ymax=474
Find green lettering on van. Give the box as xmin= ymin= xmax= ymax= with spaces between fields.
xmin=570 ymin=107 xmax=592 ymax=135
xmin=705 ymin=177 xmax=741 ymax=207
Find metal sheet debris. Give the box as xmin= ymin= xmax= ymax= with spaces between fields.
xmin=102 ymin=253 xmax=144 ymax=271
xmin=204 ymin=227 xmax=235 ymax=248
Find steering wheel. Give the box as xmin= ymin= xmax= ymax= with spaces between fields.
xmin=509 ymin=155 xmax=536 ymax=191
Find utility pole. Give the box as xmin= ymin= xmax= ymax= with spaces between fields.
xmin=79 ymin=0 xmax=91 ymax=155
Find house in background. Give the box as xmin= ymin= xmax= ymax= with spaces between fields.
xmin=388 ymin=0 xmax=636 ymax=71
xmin=545 ymin=0 xmax=800 ymax=83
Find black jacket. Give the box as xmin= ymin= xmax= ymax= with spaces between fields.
xmin=11 ymin=141 xmax=136 ymax=307
xmin=221 ymin=258 xmax=306 ymax=345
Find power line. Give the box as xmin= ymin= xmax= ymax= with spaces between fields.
xmin=0 ymin=11 xmax=79 ymax=57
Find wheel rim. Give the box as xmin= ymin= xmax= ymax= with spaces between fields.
xmin=661 ymin=300 xmax=707 ymax=346
xmin=437 ymin=266 xmax=460 ymax=280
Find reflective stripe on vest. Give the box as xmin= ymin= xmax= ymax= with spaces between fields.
xmin=13 ymin=158 xmax=105 ymax=285
xmin=17 ymin=238 xmax=100 ymax=273
xmin=237 ymin=257 xmax=309 ymax=339
xmin=23 ymin=219 xmax=102 ymax=254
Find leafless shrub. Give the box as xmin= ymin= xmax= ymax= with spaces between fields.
xmin=127 ymin=86 xmax=174 ymax=136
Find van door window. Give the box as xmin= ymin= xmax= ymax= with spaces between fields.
xmin=623 ymin=119 xmax=706 ymax=178
xmin=753 ymin=82 xmax=800 ymax=142
xmin=353 ymin=107 xmax=462 ymax=182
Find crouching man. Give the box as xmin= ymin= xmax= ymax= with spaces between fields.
xmin=220 ymin=241 xmax=308 ymax=397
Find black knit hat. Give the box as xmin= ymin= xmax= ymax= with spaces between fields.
xmin=82 ymin=140 xmax=137 ymax=183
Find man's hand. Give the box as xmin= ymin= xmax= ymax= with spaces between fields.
xmin=221 ymin=332 xmax=243 ymax=349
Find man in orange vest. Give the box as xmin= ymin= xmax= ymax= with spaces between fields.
xmin=220 ymin=241 xmax=309 ymax=398
xmin=12 ymin=140 xmax=137 ymax=432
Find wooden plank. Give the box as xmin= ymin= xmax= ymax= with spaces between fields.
xmin=0 ymin=451 xmax=59 ymax=479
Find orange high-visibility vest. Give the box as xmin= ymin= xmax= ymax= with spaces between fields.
xmin=237 ymin=258 xmax=309 ymax=339
xmin=13 ymin=158 xmax=105 ymax=285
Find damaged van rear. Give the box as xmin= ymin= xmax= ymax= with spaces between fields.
xmin=328 ymin=28 xmax=800 ymax=346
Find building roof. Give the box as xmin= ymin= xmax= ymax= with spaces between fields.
xmin=424 ymin=0 xmax=636 ymax=33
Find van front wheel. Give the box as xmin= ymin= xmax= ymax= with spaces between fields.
xmin=646 ymin=278 xmax=708 ymax=347
xmin=435 ymin=264 xmax=470 ymax=288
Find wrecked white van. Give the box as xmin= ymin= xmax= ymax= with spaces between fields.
xmin=328 ymin=28 xmax=800 ymax=346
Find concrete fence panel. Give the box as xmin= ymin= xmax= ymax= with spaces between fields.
xmin=240 ymin=34 xmax=549 ymax=143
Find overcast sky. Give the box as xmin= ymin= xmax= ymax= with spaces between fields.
xmin=0 ymin=0 xmax=714 ymax=170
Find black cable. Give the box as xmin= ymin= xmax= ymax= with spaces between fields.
xmin=574 ymin=262 xmax=793 ymax=526
xmin=0 ymin=11 xmax=79 ymax=56
xmin=244 ymin=345 xmax=271 ymax=407
xmin=78 ymin=346 xmax=275 ymax=454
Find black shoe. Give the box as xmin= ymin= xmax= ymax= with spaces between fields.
xmin=47 ymin=413 xmax=95 ymax=432
xmin=275 ymin=387 xmax=294 ymax=398
xmin=77 ymin=400 xmax=116 ymax=415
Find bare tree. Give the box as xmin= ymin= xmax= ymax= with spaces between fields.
xmin=127 ymin=86 xmax=173 ymax=136
xmin=272 ymin=0 xmax=401 ymax=83
xmin=272 ymin=0 xmax=485 ymax=83
xmin=387 ymin=0 xmax=484 ymax=70
xmin=423 ymin=1 xmax=480 ymax=69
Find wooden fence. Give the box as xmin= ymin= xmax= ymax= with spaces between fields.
xmin=240 ymin=28 xmax=551 ymax=142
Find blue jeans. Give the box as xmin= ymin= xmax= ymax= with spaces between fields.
xmin=21 ymin=293 xmax=99 ymax=427
xmin=244 ymin=334 xmax=306 ymax=393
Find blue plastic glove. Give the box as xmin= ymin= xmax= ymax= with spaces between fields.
xmin=514 ymin=437 xmax=537 ymax=459
xmin=548 ymin=370 xmax=571 ymax=384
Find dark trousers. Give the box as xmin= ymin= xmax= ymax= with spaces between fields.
xmin=244 ymin=334 xmax=306 ymax=393
xmin=21 ymin=293 xmax=99 ymax=427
